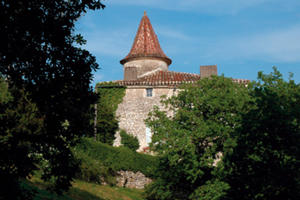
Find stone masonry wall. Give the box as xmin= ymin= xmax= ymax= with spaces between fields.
xmin=116 ymin=171 xmax=152 ymax=189
xmin=124 ymin=59 xmax=168 ymax=79
xmin=114 ymin=86 xmax=175 ymax=151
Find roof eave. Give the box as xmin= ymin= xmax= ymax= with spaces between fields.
xmin=120 ymin=55 xmax=172 ymax=65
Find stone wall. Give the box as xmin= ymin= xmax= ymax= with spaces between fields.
xmin=200 ymin=65 xmax=218 ymax=78
xmin=115 ymin=86 xmax=175 ymax=151
xmin=124 ymin=58 xmax=168 ymax=79
xmin=124 ymin=66 xmax=138 ymax=80
xmin=116 ymin=170 xmax=152 ymax=189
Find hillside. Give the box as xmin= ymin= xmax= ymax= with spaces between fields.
xmin=26 ymin=176 xmax=143 ymax=200
xmin=22 ymin=138 xmax=159 ymax=200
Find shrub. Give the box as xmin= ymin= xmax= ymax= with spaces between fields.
xmin=120 ymin=130 xmax=140 ymax=151
xmin=73 ymin=149 xmax=116 ymax=185
xmin=74 ymin=138 xmax=158 ymax=178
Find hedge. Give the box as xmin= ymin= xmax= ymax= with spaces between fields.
xmin=73 ymin=138 xmax=158 ymax=178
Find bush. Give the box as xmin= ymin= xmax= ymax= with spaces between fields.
xmin=74 ymin=138 xmax=158 ymax=178
xmin=73 ymin=150 xmax=116 ymax=185
xmin=120 ymin=130 xmax=140 ymax=151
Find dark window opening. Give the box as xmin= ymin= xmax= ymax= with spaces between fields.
xmin=146 ymin=88 xmax=153 ymax=97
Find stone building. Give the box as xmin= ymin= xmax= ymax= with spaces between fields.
xmin=110 ymin=12 xmax=249 ymax=151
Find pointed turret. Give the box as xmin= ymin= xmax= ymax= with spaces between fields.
xmin=121 ymin=12 xmax=172 ymax=80
xmin=120 ymin=12 xmax=171 ymax=65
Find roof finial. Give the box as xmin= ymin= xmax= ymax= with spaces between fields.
xmin=144 ymin=11 xmax=147 ymax=16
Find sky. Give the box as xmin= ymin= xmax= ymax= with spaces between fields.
xmin=76 ymin=0 xmax=300 ymax=87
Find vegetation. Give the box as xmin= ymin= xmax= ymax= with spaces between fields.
xmin=73 ymin=149 xmax=116 ymax=186
xmin=24 ymin=174 xmax=144 ymax=200
xmin=0 ymin=78 xmax=11 ymax=103
xmin=120 ymin=129 xmax=140 ymax=151
xmin=222 ymin=68 xmax=300 ymax=200
xmin=13 ymin=137 xmax=151 ymax=200
xmin=74 ymin=138 xmax=158 ymax=178
xmin=2 ymin=6 xmax=299 ymax=199
xmin=145 ymin=75 xmax=251 ymax=199
xmin=95 ymin=82 xmax=126 ymax=145
xmin=0 ymin=0 xmax=105 ymax=198
xmin=0 ymin=79 xmax=44 ymax=199
xmin=145 ymin=69 xmax=300 ymax=200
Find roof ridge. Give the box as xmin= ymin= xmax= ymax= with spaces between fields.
xmin=168 ymin=71 xmax=201 ymax=76
xmin=136 ymin=70 xmax=201 ymax=80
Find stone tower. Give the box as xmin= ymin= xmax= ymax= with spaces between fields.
xmin=120 ymin=12 xmax=172 ymax=81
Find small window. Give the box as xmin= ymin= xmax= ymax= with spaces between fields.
xmin=146 ymin=88 xmax=153 ymax=97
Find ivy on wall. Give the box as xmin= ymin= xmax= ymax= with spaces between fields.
xmin=95 ymin=82 xmax=126 ymax=145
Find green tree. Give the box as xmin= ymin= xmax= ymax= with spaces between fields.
xmin=0 ymin=0 xmax=105 ymax=195
xmin=145 ymin=76 xmax=251 ymax=200
xmin=0 ymin=81 xmax=44 ymax=199
xmin=222 ymin=68 xmax=300 ymax=200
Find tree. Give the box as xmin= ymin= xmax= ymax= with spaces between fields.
xmin=222 ymin=68 xmax=300 ymax=200
xmin=0 ymin=79 xmax=44 ymax=199
xmin=0 ymin=0 xmax=105 ymax=195
xmin=145 ymin=76 xmax=251 ymax=200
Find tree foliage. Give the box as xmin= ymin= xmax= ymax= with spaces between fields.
xmin=222 ymin=68 xmax=300 ymax=200
xmin=145 ymin=76 xmax=251 ymax=200
xmin=0 ymin=81 xmax=44 ymax=199
xmin=0 ymin=0 xmax=105 ymax=196
xmin=145 ymin=69 xmax=300 ymax=200
xmin=0 ymin=78 xmax=12 ymax=103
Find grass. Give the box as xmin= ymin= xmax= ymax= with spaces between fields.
xmin=71 ymin=181 xmax=143 ymax=200
xmin=22 ymin=138 xmax=157 ymax=200
xmin=26 ymin=174 xmax=144 ymax=200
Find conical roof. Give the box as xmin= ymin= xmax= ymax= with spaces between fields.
xmin=120 ymin=12 xmax=172 ymax=65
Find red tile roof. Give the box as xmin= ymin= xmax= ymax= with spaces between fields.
xmin=117 ymin=70 xmax=250 ymax=86
xmin=120 ymin=12 xmax=172 ymax=65
xmin=118 ymin=71 xmax=200 ymax=86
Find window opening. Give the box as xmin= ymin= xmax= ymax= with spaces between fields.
xmin=146 ymin=88 xmax=153 ymax=97
xmin=146 ymin=127 xmax=152 ymax=145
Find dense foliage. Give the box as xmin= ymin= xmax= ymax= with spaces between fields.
xmin=0 ymin=78 xmax=11 ymax=103
xmin=0 ymin=80 xmax=44 ymax=199
xmin=145 ymin=69 xmax=300 ymax=200
xmin=74 ymin=149 xmax=116 ymax=185
xmin=0 ymin=0 xmax=105 ymax=197
xmin=74 ymin=138 xmax=158 ymax=178
xmin=120 ymin=129 xmax=140 ymax=151
xmin=222 ymin=68 xmax=300 ymax=200
xmin=95 ymin=83 xmax=126 ymax=144
xmin=145 ymin=76 xmax=251 ymax=200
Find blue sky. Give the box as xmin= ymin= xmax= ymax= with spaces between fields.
xmin=76 ymin=0 xmax=300 ymax=87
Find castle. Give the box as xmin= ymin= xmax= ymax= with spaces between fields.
xmin=109 ymin=12 xmax=248 ymax=151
